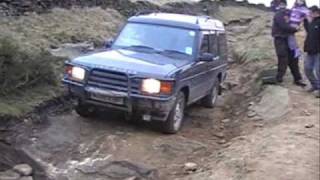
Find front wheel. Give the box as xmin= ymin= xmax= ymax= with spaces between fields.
xmin=75 ymin=101 xmax=97 ymax=118
xmin=202 ymin=81 xmax=219 ymax=108
xmin=161 ymin=92 xmax=186 ymax=134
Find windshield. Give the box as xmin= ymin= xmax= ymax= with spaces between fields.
xmin=113 ymin=23 xmax=196 ymax=59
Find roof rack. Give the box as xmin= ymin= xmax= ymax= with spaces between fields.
xmin=196 ymin=15 xmax=211 ymax=24
xmin=134 ymin=10 xmax=159 ymax=16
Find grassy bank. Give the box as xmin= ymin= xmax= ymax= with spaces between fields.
xmin=0 ymin=8 xmax=124 ymax=117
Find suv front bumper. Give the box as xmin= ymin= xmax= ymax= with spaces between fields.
xmin=64 ymin=81 xmax=176 ymax=121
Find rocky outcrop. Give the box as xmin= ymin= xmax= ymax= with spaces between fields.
xmin=0 ymin=164 xmax=33 ymax=180
xmin=0 ymin=143 xmax=48 ymax=180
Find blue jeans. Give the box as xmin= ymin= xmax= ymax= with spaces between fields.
xmin=304 ymin=53 xmax=320 ymax=90
xmin=288 ymin=35 xmax=301 ymax=58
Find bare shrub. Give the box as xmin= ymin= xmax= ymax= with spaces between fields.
xmin=0 ymin=37 xmax=64 ymax=95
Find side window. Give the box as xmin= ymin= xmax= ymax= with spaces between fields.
xmin=200 ymin=33 xmax=210 ymax=54
xmin=209 ymin=32 xmax=219 ymax=56
xmin=218 ymin=33 xmax=228 ymax=61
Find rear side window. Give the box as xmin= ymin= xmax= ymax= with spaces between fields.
xmin=200 ymin=32 xmax=219 ymax=58
xmin=200 ymin=34 xmax=210 ymax=54
xmin=218 ymin=33 xmax=228 ymax=61
xmin=209 ymin=32 xmax=219 ymax=56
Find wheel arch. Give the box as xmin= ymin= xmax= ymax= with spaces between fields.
xmin=217 ymin=72 xmax=223 ymax=95
xmin=217 ymin=72 xmax=223 ymax=83
xmin=180 ymin=86 xmax=190 ymax=104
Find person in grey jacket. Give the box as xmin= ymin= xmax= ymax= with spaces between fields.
xmin=304 ymin=6 xmax=320 ymax=98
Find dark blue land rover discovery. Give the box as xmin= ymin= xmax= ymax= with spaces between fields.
xmin=63 ymin=13 xmax=228 ymax=134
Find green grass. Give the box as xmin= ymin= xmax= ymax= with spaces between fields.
xmin=0 ymin=85 xmax=62 ymax=117
xmin=0 ymin=8 xmax=124 ymax=52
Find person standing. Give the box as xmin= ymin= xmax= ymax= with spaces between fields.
xmin=288 ymin=0 xmax=309 ymax=59
xmin=272 ymin=1 xmax=306 ymax=86
xmin=271 ymin=0 xmax=287 ymax=12
xmin=303 ymin=6 xmax=320 ymax=97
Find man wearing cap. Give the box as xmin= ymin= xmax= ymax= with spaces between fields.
xmin=304 ymin=6 xmax=320 ymax=98
xmin=272 ymin=0 xmax=306 ymax=86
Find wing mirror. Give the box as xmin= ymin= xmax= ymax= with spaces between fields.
xmin=105 ymin=38 xmax=114 ymax=49
xmin=199 ymin=53 xmax=215 ymax=62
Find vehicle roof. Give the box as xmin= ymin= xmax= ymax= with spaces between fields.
xmin=128 ymin=13 xmax=225 ymax=31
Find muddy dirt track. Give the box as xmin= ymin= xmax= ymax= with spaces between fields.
xmin=2 ymin=55 xmax=267 ymax=180
xmin=6 ymin=85 xmax=241 ymax=180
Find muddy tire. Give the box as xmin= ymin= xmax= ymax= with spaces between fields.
xmin=161 ymin=92 xmax=186 ymax=134
xmin=75 ymin=102 xmax=96 ymax=118
xmin=202 ymin=81 xmax=219 ymax=108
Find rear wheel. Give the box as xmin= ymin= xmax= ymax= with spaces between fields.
xmin=202 ymin=81 xmax=219 ymax=108
xmin=161 ymin=92 xmax=186 ymax=134
xmin=75 ymin=101 xmax=97 ymax=118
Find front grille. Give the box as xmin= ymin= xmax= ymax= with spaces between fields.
xmin=131 ymin=78 xmax=141 ymax=94
xmin=87 ymin=69 xmax=141 ymax=94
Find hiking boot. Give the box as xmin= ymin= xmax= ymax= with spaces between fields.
xmin=294 ymin=80 xmax=307 ymax=87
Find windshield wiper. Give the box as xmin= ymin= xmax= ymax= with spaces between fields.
xmin=159 ymin=49 xmax=190 ymax=57
xmin=123 ymin=45 xmax=157 ymax=52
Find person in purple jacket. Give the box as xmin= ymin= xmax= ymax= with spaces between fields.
xmin=288 ymin=0 xmax=310 ymax=58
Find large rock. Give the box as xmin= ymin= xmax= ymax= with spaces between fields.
xmin=19 ymin=177 xmax=33 ymax=180
xmin=49 ymin=42 xmax=95 ymax=59
xmin=68 ymin=158 xmax=159 ymax=180
xmin=0 ymin=143 xmax=48 ymax=180
xmin=0 ymin=170 xmax=20 ymax=180
xmin=252 ymin=86 xmax=289 ymax=120
xmin=97 ymin=161 xmax=159 ymax=180
xmin=13 ymin=164 xmax=33 ymax=176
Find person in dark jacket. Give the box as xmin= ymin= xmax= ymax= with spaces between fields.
xmin=303 ymin=6 xmax=320 ymax=97
xmin=270 ymin=0 xmax=281 ymax=12
xmin=272 ymin=1 xmax=306 ymax=86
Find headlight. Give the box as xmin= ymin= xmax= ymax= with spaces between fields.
xmin=65 ymin=65 xmax=86 ymax=81
xmin=141 ymin=79 xmax=174 ymax=95
xmin=71 ymin=67 xmax=86 ymax=81
xmin=141 ymin=78 xmax=161 ymax=94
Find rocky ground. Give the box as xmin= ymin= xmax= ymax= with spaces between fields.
xmin=0 ymin=1 xmax=319 ymax=180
